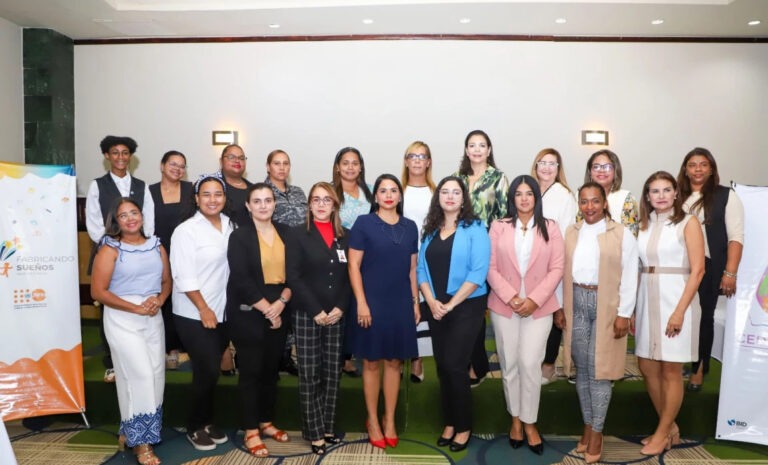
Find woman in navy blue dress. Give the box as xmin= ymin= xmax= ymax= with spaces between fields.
xmin=348 ymin=174 xmax=420 ymax=449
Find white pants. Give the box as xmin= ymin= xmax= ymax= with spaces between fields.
xmin=0 ymin=420 xmax=17 ymax=465
xmin=491 ymin=311 xmax=552 ymax=424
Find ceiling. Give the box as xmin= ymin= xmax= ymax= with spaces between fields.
xmin=0 ymin=0 xmax=766 ymax=40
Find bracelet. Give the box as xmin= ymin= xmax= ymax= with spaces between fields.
xmin=412 ymin=296 xmax=418 ymax=304
xmin=723 ymin=270 xmax=737 ymax=279
xmin=279 ymin=296 xmax=289 ymax=304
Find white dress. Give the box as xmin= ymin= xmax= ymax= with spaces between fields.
xmin=635 ymin=211 xmax=700 ymax=362
xmin=403 ymin=185 xmax=434 ymax=357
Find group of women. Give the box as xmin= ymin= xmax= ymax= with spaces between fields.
xmin=90 ymin=131 xmax=743 ymax=465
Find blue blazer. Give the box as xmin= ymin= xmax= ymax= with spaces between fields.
xmin=417 ymin=220 xmax=490 ymax=299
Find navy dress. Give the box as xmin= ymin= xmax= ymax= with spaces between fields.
xmin=349 ymin=213 xmax=419 ymax=360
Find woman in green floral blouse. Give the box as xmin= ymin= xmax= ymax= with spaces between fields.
xmin=454 ymin=129 xmax=510 ymax=385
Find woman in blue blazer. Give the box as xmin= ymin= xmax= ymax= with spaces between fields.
xmin=416 ymin=176 xmax=491 ymax=452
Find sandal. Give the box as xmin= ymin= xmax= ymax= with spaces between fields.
xmin=134 ymin=444 xmax=161 ymax=465
xmin=244 ymin=429 xmax=269 ymax=457
xmin=260 ymin=422 xmax=289 ymax=442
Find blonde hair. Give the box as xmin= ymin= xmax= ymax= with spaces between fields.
xmin=401 ymin=141 xmax=436 ymax=192
xmin=530 ymin=148 xmax=571 ymax=192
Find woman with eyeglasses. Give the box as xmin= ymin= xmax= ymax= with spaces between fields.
xmin=149 ymin=151 xmax=195 ymax=371
xmin=226 ymin=183 xmax=293 ymax=457
xmin=454 ymin=129 xmax=510 ymax=386
xmin=530 ymin=148 xmax=577 ymax=384
xmin=487 ymin=175 xmax=564 ymax=456
xmin=91 ymin=198 xmax=171 ymax=465
xmin=401 ymin=141 xmax=436 ymax=383
xmin=583 ymin=150 xmax=638 ymax=237
xmin=286 ymin=182 xmax=351 ymax=455
xmin=348 ymin=174 xmax=420 ymax=449
xmin=170 ymin=175 xmax=234 ymax=451
xmin=417 ymin=176 xmax=490 ymax=452
xmin=219 ymin=144 xmax=252 ymax=227
xmin=635 ymin=171 xmax=704 ymax=456
xmin=561 ymin=182 xmax=639 ymax=464
xmin=332 ymin=147 xmax=374 ymax=376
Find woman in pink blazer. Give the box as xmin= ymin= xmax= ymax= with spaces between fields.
xmin=487 ymin=175 xmax=564 ymax=456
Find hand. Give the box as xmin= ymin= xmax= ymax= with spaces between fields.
xmin=553 ymin=308 xmax=565 ymax=330
xmin=665 ymin=311 xmax=684 ymax=338
xmin=720 ymin=274 xmax=737 ymax=298
xmin=613 ymin=316 xmax=630 ymax=339
xmin=414 ymin=303 xmax=421 ymax=325
xmin=516 ymin=298 xmax=539 ymax=318
xmin=630 ymin=314 xmax=636 ymax=336
xmin=508 ymin=294 xmax=523 ymax=311
xmin=314 ymin=311 xmax=329 ymax=326
xmin=138 ymin=296 xmax=160 ymax=316
xmin=269 ymin=314 xmax=282 ymax=330
xmin=428 ymin=300 xmax=449 ymax=321
xmin=357 ymin=303 xmax=372 ymax=328
xmin=327 ymin=308 xmax=344 ymax=325
xmin=199 ymin=307 xmax=218 ymax=329
xmin=263 ymin=300 xmax=285 ymax=320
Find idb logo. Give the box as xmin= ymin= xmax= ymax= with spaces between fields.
xmin=728 ymin=419 xmax=748 ymax=427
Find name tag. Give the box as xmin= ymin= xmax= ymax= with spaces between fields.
xmin=336 ymin=249 xmax=347 ymax=263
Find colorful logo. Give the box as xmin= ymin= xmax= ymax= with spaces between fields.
xmin=1 ymin=237 xmax=22 ymax=278
xmin=757 ymin=265 xmax=768 ymax=313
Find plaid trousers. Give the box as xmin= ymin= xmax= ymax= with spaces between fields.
xmin=293 ymin=310 xmax=344 ymax=441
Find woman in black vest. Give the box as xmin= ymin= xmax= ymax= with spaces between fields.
xmin=677 ymin=148 xmax=744 ymax=391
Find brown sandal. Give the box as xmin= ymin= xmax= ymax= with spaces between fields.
xmin=260 ymin=422 xmax=289 ymax=442
xmin=134 ymin=444 xmax=161 ymax=465
xmin=245 ymin=429 xmax=269 ymax=457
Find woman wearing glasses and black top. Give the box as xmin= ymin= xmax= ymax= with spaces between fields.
xmin=219 ymin=144 xmax=253 ymax=227
xmin=287 ymin=182 xmax=351 ymax=455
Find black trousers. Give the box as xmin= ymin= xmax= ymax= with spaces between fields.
xmin=543 ymin=322 xmax=562 ymax=365
xmin=429 ymin=295 xmax=486 ymax=432
xmin=161 ymin=299 xmax=183 ymax=353
xmin=228 ymin=285 xmax=288 ymax=430
xmin=693 ymin=257 xmax=719 ymax=375
xmin=469 ymin=316 xmax=490 ymax=379
xmin=174 ymin=315 xmax=229 ymax=433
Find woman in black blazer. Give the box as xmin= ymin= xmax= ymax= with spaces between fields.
xmin=226 ymin=183 xmax=293 ymax=457
xmin=287 ymin=182 xmax=351 ymax=455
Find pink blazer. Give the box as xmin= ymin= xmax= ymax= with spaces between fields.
xmin=487 ymin=219 xmax=564 ymax=319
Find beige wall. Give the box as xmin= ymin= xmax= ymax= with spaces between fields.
xmin=74 ymin=40 xmax=768 ymax=196
xmin=0 ymin=17 xmax=24 ymax=163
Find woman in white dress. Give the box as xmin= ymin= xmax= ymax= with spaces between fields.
xmin=635 ymin=171 xmax=704 ymax=456
xmin=582 ymin=150 xmax=638 ymax=237
xmin=91 ymin=198 xmax=171 ymax=465
xmin=401 ymin=140 xmax=436 ymax=383
xmin=530 ymin=148 xmax=577 ymax=383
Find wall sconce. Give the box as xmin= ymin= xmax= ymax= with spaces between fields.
xmin=212 ymin=130 xmax=239 ymax=146
xmin=581 ymin=130 xmax=609 ymax=146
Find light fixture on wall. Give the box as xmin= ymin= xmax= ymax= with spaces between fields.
xmin=212 ymin=130 xmax=238 ymax=146
xmin=581 ymin=130 xmax=609 ymax=146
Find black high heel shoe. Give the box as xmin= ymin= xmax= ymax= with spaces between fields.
xmin=449 ymin=431 xmax=471 ymax=452
xmin=509 ymin=437 xmax=524 ymax=449
xmin=311 ymin=442 xmax=326 ymax=455
xmin=527 ymin=439 xmax=544 ymax=455
xmin=324 ymin=433 xmax=343 ymax=445
xmin=437 ymin=433 xmax=455 ymax=447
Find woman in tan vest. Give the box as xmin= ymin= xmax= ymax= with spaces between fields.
xmin=562 ymin=182 xmax=638 ymax=464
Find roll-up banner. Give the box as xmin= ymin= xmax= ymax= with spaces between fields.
xmin=716 ymin=183 xmax=768 ymax=445
xmin=0 ymin=162 xmax=85 ymax=421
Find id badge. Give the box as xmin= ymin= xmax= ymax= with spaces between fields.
xmin=336 ymin=249 xmax=347 ymax=263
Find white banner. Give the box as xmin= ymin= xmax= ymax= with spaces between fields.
xmin=0 ymin=162 xmax=85 ymax=420
xmin=716 ymin=184 xmax=768 ymax=445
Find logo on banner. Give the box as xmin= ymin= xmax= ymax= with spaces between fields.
xmin=0 ymin=238 xmax=22 ymax=277
xmin=727 ymin=419 xmax=749 ymax=428
xmin=13 ymin=288 xmax=48 ymax=309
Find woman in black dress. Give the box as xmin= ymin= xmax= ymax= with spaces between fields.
xmin=149 ymin=150 xmax=195 ymax=369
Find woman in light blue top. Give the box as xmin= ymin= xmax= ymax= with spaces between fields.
xmin=416 ymin=176 xmax=490 ymax=452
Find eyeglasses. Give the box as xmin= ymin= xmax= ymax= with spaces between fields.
xmin=591 ymin=163 xmax=614 ymax=172
xmin=224 ymin=155 xmax=247 ymax=162
xmin=311 ymin=197 xmax=334 ymax=205
xmin=536 ymin=161 xmax=558 ymax=168
xmin=117 ymin=210 xmax=141 ymax=221
xmin=406 ymin=153 xmax=429 ymax=161
xmin=167 ymin=162 xmax=186 ymax=170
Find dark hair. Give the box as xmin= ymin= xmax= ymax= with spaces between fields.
xmin=266 ymin=149 xmax=289 ymax=164
xmin=421 ymin=176 xmax=479 ymax=241
xmin=246 ymin=182 xmax=276 ymax=202
xmin=332 ymin=147 xmax=373 ymax=206
xmin=194 ymin=174 xmax=227 ymax=194
xmin=370 ymin=174 xmax=404 ymax=216
xmin=530 ymin=147 xmax=572 ymax=192
xmin=503 ymin=175 xmax=549 ymax=242
xmin=639 ymin=171 xmax=685 ymax=231
xmin=161 ymin=150 xmax=186 ymax=164
xmin=306 ymin=181 xmax=344 ymax=238
xmin=677 ymin=147 xmax=720 ymax=225
xmin=458 ymin=130 xmax=498 ymax=176
xmin=100 ymin=135 xmax=137 ymax=154
xmin=583 ymin=149 xmax=624 ymax=192
xmin=220 ymin=144 xmax=244 ymax=158
xmin=104 ymin=197 xmax=146 ymax=239
xmin=578 ymin=181 xmax=611 ymax=221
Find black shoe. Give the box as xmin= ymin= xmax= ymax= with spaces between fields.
xmin=280 ymin=358 xmax=299 ymax=376
xmin=437 ymin=433 xmax=454 ymax=447
xmin=187 ymin=429 xmax=216 ymax=451
xmin=449 ymin=432 xmax=471 ymax=452
xmin=311 ymin=443 xmax=326 ymax=455
xmin=204 ymin=424 xmax=229 ymax=444
xmin=220 ymin=368 xmax=236 ymax=377
xmin=324 ymin=433 xmax=343 ymax=445
xmin=527 ymin=440 xmax=544 ymax=455
xmin=687 ymin=382 xmax=702 ymax=392
xmin=410 ymin=372 xmax=425 ymax=383
xmin=469 ymin=376 xmax=485 ymax=388
xmin=342 ymin=367 xmax=360 ymax=377
xmin=508 ymin=437 xmax=523 ymax=449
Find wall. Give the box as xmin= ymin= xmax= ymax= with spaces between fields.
xmin=0 ymin=17 xmax=24 ymax=163
xmin=74 ymin=40 xmax=768 ymax=196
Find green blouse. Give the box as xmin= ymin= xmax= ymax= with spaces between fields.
xmin=455 ymin=166 xmax=509 ymax=228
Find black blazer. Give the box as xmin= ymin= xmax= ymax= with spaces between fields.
xmin=286 ymin=222 xmax=351 ymax=318
xmin=225 ymin=220 xmax=292 ymax=318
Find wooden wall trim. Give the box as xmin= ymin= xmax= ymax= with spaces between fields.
xmin=74 ymin=34 xmax=768 ymax=45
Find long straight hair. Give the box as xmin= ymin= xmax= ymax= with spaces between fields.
xmin=331 ymin=147 xmax=373 ymax=206
xmin=306 ymin=181 xmax=345 ymax=238
xmin=458 ymin=129 xmax=498 ymax=176
xmin=639 ymin=171 xmax=686 ymax=231
xmin=530 ymin=147 xmax=572 ymax=193
xmin=503 ymin=175 xmax=549 ymax=242
xmin=400 ymin=141 xmax=436 ymax=192
xmin=677 ymin=147 xmax=720 ymax=225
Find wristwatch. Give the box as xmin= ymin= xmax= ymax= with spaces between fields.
xmin=279 ymin=296 xmax=289 ymax=304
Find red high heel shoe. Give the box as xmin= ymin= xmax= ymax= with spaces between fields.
xmin=366 ymin=420 xmax=386 ymax=449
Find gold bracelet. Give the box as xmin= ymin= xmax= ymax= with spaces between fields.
xmin=723 ymin=270 xmax=737 ymax=279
